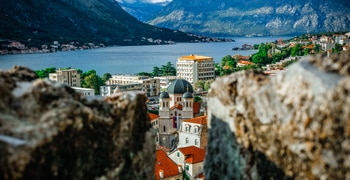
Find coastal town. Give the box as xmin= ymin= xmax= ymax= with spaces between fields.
xmin=0 ymin=36 xmax=234 ymax=55
xmin=37 ymin=31 xmax=350 ymax=180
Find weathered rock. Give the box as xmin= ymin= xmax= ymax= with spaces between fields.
xmin=0 ymin=66 xmax=155 ymax=180
xmin=205 ymin=50 xmax=350 ymax=179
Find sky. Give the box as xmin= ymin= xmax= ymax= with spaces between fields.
xmin=116 ymin=0 xmax=172 ymax=4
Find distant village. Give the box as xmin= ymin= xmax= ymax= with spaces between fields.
xmin=0 ymin=35 xmax=233 ymax=55
xmin=21 ymin=31 xmax=350 ymax=179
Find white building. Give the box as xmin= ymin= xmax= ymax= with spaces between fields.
xmin=168 ymin=146 xmax=206 ymax=180
xmin=104 ymin=75 xmax=160 ymax=97
xmin=154 ymin=76 xmax=178 ymax=90
xmin=72 ymin=87 xmax=95 ymax=96
xmin=178 ymin=116 xmax=208 ymax=149
xmin=49 ymin=68 xmax=81 ymax=87
xmin=155 ymin=150 xmax=183 ymax=180
xmin=319 ymin=35 xmax=335 ymax=51
xmin=158 ymin=79 xmax=194 ymax=149
xmin=176 ymin=54 xmax=215 ymax=84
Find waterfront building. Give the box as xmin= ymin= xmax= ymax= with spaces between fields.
xmin=103 ymin=75 xmax=160 ymax=97
xmin=49 ymin=68 xmax=81 ymax=87
xmin=154 ymin=76 xmax=178 ymax=90
xmin=176 ymin=54 xmax=215 ymax=84
xmin=100 ymin=84 xmax=143 ymax=96
xmin=72 ymin=87 xmax=95 ymax=96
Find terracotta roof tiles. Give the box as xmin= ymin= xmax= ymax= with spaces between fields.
xmin=182 ymin=115 xmax=207 ymax=125
xmin=148 ymin=113 xmax=159 ymax=121
xmin=178 ymin=146 xmax=206 ymax=164
xmin=155 ymin=150 xmax=180 ymax=180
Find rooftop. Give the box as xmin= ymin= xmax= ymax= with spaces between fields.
xmin=148 ymin=113 xmax=159 ymax=121
xmin=183 ymin=115 xmax=207 ymax=125
xmin=178 ymin=54 xmax=213 ymax=61
xmin=178 ymin=146 xmax=206 ymax=164
xmin=155 ymin=150 xmax=180 ymax=180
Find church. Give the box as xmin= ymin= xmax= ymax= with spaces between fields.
xmin=157 ymin=79 xmax=195 ymax=149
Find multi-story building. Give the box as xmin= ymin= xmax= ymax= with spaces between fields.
xmin=168 ymin=146 xmax=206 ymax=180
xmin=72 ymin=87 xmax=95 ymax=96
xmin=103 ymin=75 xmax=160 ymax=97
xmin=176 ymin=54 xmax=215 ymax=84
xmin=154 ymin=76 xmax=178 ymax=90
xmin=49 ymin=68 xmax=81 ymax=87
xmin=178 ymin=116 xmax=208 ymax=149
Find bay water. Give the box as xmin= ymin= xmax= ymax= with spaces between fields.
xmin=0 ymin=36 xmax=292 ymax=75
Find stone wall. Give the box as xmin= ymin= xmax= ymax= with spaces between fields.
xmin=0 ymin=66 xmax=155 ymax=180
xmin=1 ymin=50 xmax=350 ymax=180
xmin=205 ymin=50 xmax=350 ymax=179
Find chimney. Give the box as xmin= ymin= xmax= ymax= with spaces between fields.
xmin=159 ymin=169 xmax=164 ymax=179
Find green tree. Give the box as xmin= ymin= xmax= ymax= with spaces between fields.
xmin=314 ymin=44 xmax=321 ymax=53
xmin=291 ymin=44 xmax=302 ymax=57
xmin=194 ymin=80 xmax=205 ymax=91
xmin=35 ymin=67 xmax=56 ymax=78
xmin=137 ymin=72 xmax=152 ymax=76
xmin=219 ymin=55 xmax=236 ymax=76
xmin=152 ymin=66 xmax=161 ymax=76
xmin=81 ymin=70 xmax=103 ymax=95
xmin=204 ymin=80 xmax=214 ymax=91
xmin=161 ymin=61 xmax=176 ymax=76
xmin=102 ymin=72 xmax=112 ymax=82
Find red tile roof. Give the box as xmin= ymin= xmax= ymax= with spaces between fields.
xmin=178 ymin=146 xmax=206 ymax=164
xmin=197 ymin=173 xmax=205 ymax=179
xmin=183 ymin=115 xmax=207 ymax=125
xmin=155 ymin=150 xmax=180 ymax=180
xmin=148 ymin=113 xmax=159 ymax=121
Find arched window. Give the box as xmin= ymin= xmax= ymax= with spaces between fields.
xmin=163 ymin=126 xmax=166 ymax=132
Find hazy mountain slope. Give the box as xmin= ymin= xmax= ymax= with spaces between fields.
xmin=0 ymin=0 xmax=201 ymax=46
xmin=148 ymin=0 xmax=350 ymax=36
xmin=117 ymin=1 xmax=167 ymax=21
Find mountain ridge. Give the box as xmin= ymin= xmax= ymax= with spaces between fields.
xmin=148 ymin=0 xmax=350 ymax=36
xmin=0 ymin=0 xmax=203 ymax=47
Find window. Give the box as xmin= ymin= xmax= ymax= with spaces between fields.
xmin=185 ymin=138 xmax=189 ymax=144
xmin=163 ymin=126 xmax=166 ymax=132
xmin=177 ymin=152 xmax=180 ymax=157
xmin=195 ymin=139 xmax=198 ymax=145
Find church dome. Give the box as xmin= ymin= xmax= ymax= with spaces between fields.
xmin=183 ymin=91 xmax=193 ymax=98
xmin=159 ymin=91 xmax=170 ymax=99
xmin=167 ymin=79 xmax=193 ymax=94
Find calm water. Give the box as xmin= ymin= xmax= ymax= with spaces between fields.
xmin=0 ymin=37 xmax=291 ymax=75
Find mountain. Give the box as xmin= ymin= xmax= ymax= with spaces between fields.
xmin=148 ymin=0 xmax=350 ymax=36
xmin=116 ymin=1 xmax=167 ymax=21
xmin=0 ymin=0 xmax=202 ymax=46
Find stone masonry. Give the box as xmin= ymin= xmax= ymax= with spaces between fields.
xmin=205 ymin=50 xmax=350 ymax=179
xmin=0 ymin=66 xmax=155 ymax=180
